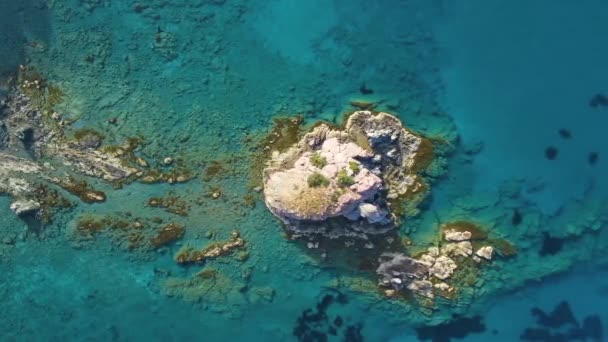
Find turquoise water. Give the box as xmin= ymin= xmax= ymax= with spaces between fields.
xmin=1 ymin=1 xmax=608 ymax=341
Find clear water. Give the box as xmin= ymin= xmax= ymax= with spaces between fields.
xmin=1 ymin=1 xmax=608 ymax=341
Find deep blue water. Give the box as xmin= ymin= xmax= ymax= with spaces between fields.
xmin=1 ymin=1 xmax=608 ymax=341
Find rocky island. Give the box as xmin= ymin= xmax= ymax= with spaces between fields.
xmin=263 ymin=111 xmax=432 ymax=238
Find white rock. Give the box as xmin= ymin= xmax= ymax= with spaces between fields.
xmin=427 ymin=246 xmax=440 ymax=257
xmin=444 ymin=229 xmax=472 ymax=241
xmin=10 ymin=199 xmax=40 ymax=216
xmin=390 ymin=277 xmax=402 ymax=286
xmin=475 ymin=246 xmax=494 ymax=260
xmin=441 ymin=241 xmax=473 ymax=257
xmin=359 ymin=203 xmax=388 ymax=224
xmin=429 ymin=255 xmax=457 ymax=280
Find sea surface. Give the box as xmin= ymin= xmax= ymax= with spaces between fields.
xmin=1 ymin=1 xmax=608 ymax=341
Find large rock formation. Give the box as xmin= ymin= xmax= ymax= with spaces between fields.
xmin=263 ymin=111 xmax=429 ymax=238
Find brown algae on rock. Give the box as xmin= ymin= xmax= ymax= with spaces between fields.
xmin=150 ymin=223 xmax=185 ymax=248
xmin=56 ymin=177 xmax=106 ymax=203
xmin=147 ymin=193 xmax=189 ymax=216
xmin=175 ymin=231 xmax=245 ymax=265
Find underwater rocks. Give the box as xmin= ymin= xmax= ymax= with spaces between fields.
xmin=416 ymin=315 xmax=486 ymax=342
xmin=263 ymin=111 xmax=430 ymax=238
xmin=293 ymin=289 xmax=364 ymax=342
xmin=521 ymin=301 xmax=603 ymax=342
xmin=175 ymin=231 xmax=245 ymax=265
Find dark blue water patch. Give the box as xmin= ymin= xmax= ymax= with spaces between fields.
xmin=539 ymin=233 xmax=565 ymax=256
xmin=520 ymin=301 xmax=603 ymax=342
xmin=558 ymin=129 xmax=572 ymax=139
xmin=292 ymin=288 xmax=364 ymax=342
xmin=512 ymin=208 xmax=523 ymax=226
xmin=359 ymin=83 xmax=374 ymax=95
xmin=545 ymin=147 xmax=559 ymax=161
xmin=589 ymin=94 xmax=608 ymax=108
xmin=588 ymin=152 xmax=599 ymax=166
xmin=531 ymin=301 xmax=578 ymax=328
xmin=415 ymin=315 xmax=486 ymax=342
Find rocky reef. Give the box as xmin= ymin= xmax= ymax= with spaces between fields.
xmin=0 ymin=77 xmax=192 ymax=223
xmin=263 ymin=111 xmax=431 ymax=238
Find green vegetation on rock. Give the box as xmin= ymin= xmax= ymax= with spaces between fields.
xmin=308 ymin=172 xmax=330 ymax=187
xmin=337 ymin=168 xmax=354 ymax=187
xmin=310 ymin=152 xmax=327 ymax=168
xmin=348 ymin=161 xmax=361 ymax=174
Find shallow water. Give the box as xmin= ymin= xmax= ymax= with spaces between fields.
xmin=1 ymin=1 xmax=608 ymax=341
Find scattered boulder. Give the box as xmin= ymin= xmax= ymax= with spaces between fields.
xmin=475 ymin=246 xmax=494 ymax=260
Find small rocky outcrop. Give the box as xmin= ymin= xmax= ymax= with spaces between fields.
xmin=263 ymin=111 xmax=430 ymax=238
xmin=377 ymin=226 xmax=494 ymax=298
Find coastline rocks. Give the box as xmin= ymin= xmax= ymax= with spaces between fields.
xmin=263 ymin=111 xmax=428 ymax=238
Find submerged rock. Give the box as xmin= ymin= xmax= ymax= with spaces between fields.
xmin=263 ymin=111 xmax=430 ymax=238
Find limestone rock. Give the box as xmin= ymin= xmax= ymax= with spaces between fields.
xmin=429 ymin=255 xmax=457 ymax=280
xmin=441 ymin=241 xmax=473 ymax=257
xmin=444 ymin=229 xmax=472 ymax=241
xmin=475 ymin=246 xmax=494 ymax=260
xmin=358 ymin=203 xmax=388 ymax=224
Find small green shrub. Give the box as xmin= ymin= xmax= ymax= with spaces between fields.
xmin=348 ymin=161 xmax=361 ymax=174
xmin=307 ymin=172 xmax=330 ymax=188
xmin=337 ymin=169 xmax=354 ymax=187
xmin=310 ymin=153 xmax=327 ymax=168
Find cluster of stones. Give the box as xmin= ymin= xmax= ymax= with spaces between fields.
xmin=376 ymin=227 xmax=494 ymax=298
xmin=263 ymin=111 xmax=428 ymax=238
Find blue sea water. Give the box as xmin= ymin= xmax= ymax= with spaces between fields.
xmin=1 ymin=1 xmax=608 ymax=341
